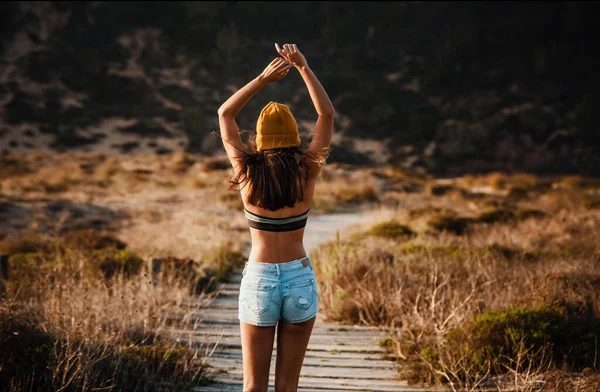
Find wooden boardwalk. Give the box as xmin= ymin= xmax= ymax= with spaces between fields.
xmin=186 ymin=271 xmax=438 ymax=392
xmin=174 ymin=209 xmax=441 ymax=391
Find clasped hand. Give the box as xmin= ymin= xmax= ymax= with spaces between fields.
xmin=259 ymin=43 xmax=308 ymax=84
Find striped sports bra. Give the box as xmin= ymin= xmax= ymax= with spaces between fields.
xmin=244 ymin=206 xmax=310 ymax=232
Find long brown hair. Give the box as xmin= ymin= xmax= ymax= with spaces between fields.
xmin=216 ymin=130 xmax=328 ymax=211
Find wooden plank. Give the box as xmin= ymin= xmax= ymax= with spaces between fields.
xmin=205 ymin=373 xmax=438 ymax=392
xmin=189 ymin=324 xmax=392 ymax=338
xmin=173 ymin=335 xmax=387 ymax=353
xmin=204 ymin=357 xmax=398 ymax=379
xmin=204 ymin=355 xmax=396 ymax=370
xmin=208 ymin=349 xmax=390 ymax=361
xmin=176 ymin=333 xmax=387 ymax=353
xmin=191 ymin=320 xmax=386 ymax=331
xmin=196 ymin=384 xmax=434 ymax=392
xmin=175 ymin=333 xmax=389 ymax=353
xmin=175 ymin=326 xmax=390 ymax=339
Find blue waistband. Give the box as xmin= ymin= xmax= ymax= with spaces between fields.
xmin=243 ymin=256 xmax=312 ymax=275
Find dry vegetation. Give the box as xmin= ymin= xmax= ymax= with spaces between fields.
xmin=2 ymin=152 xmax=600 ymax=391
xmin=0 ymin=227 xmax=245 ymax=391
xmin=312 ymin=171 xmax=600 ymax=391
xmin=0 ymin=152 xmax=248 ymax=391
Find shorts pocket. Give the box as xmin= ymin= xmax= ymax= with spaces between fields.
xmin=289 ymin=277 xmax=316 ymax=310
xmin=240 ymin=278 xmax=274 ymax=315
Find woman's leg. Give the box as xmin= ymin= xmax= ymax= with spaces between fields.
xmin=240 ymin=321 xmax=277 ymax=392
xmin=274 ymin=315 xmax=316 ymax=392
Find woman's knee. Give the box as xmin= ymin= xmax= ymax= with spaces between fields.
xmin=243 ymin=380 xmax=269 ymax=392
xmin=274 ymin=377 xmax=299 ymax=392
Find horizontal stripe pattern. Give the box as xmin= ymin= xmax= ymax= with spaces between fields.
xmin=244 ymin=207 xmax=310 ymax=232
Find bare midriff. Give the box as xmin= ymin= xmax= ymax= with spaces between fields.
xmin=247 ymin=226 xmax=308 ymax=263
xmin=242 ymin=172 xmax=317 ymax=264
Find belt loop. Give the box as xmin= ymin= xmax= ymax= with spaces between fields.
xmin=275 ymin=264 xmax=280 ymax=277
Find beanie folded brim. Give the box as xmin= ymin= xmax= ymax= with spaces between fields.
xmin=257 ymin=134 xmax=301 ymax=151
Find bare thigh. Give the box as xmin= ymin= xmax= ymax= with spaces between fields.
xmin=240 ymin=321 xmax=277 ymax=392
xmin=274 ymin=315 xmax=316 ymax=392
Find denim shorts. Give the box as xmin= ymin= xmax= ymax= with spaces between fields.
xmin=238 ymin=256 xmax=319 ymax=327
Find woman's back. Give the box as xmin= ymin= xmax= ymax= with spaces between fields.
xmin=242 ymin=162 xmax=319 ymax=263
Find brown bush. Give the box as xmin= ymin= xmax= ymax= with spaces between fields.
xmin=0 ymin=232 xmax=51 ymax=254
xmin=202 ymin=156 xmax=231 ymax=171
xmin=427 ymin=215 xmax=473 ymax=235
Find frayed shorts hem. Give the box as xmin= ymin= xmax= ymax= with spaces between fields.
xmin=238 ymin=312 xmax=317 ymax=327
xmin=282 ymin=312 xmax=318 ymax=324
xmin=238 ymin=316 xmax=278 ymax=327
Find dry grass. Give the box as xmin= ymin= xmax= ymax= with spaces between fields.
xmin=311 ymin=164 xmax=409 ymax=213
xmin=0 ymin=151 xmax=232 ymax=197
xmin=0 ymin=152 xmax=254 ymax=390
xmin=3 ymin=152 xmax=600 ymax=391
xmin=0 ymin=229 xmax=245 ymax=391
xmin=0 ymin=253 xmax=213 ymax=391
xmin=311 ymin=172 xmax=600 ymax=390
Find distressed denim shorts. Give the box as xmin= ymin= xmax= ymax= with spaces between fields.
xmin=238 ymin=256 xmax=319 ymax=327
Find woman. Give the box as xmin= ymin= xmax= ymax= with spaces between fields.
xmin=217 ymin=43 xmax=334 ymax=392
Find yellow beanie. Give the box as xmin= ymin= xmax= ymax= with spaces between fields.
xmin=256 ymin=101 xmax=301 ymax=151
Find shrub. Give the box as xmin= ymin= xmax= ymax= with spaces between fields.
xmin=536 ymin=272 xmax=600 ymax=314
xmin=484 ymin=243 xmax=540 ymax=262
xmin=99 ymin=248 xmax=144 ymax=279
xmin=505 ymin=186 xmax=529 ymax=201
xmin=428 ymin=215 xmax=473 ymax=235
xmin=218 ymin=191 xmax=243 ymax=209
xmin=0 ymin=155 xmax=33 ymax=179
xmin=161 ymin=244 xmax=249 ymax=294
xmin=202 ymin=156 xmax=231 ymax=171
xmin=0 ymin=232 xmax=51 ymax=254
xmin=426 ymin=183 xmax=456 ymax=196
xmin=516 ymin=209 xmax=547 ymax=220
xmin=169 ymin=151 xmax=196 ymax=173
xmin=311 ymin=197 xmax=341 ymax=213
xmin=332 ymin=184 xmax=379 ymax=203
xmin=60 ymin=229 xmax=127 ymax=251
xmin=444 ymin=303 xmax=600 ymax=376
xmin=408 ymin=207 xmax=457 ymax=219
xmin=369 ymin=221 xmax=415 ymax=239
xmin=561 ymin=175 xmax=600 ymax=189
xmin=488 ymin=172 xmax=508 ymax=190
xmin=120 ymin=342 xmax=196 ymax=381
xmin=476 ymin=208 xmax=517 ymax=224
xmin=484 ymin=243 xmax=520 ymax=260
xmin=203 ymin=245 xmax=245 ymax=283
xmin=0 ymin=311 xmax=54 ymax=389
xmin=585 ymin=199 xmax=600 ymax=210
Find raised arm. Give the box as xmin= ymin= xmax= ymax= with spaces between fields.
xmin=217 ymin=58 xmax=293 ymax=172
xmin=276 ymin=43 xmax=334 ymax=162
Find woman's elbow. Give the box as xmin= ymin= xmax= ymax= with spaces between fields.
xmin=319 ymin=107 xmax=335 ymax=118
xmin=217 ymin=106 xmax=233 ymax=118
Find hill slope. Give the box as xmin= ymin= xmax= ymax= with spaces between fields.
xmin=1 ymin=1 xmax=599 ymax=175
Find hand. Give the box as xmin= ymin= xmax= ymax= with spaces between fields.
xmin=275 ymin=43 xmax=308 ymax=69
xmin=259 ymin=57 xmax=293 ymax=84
